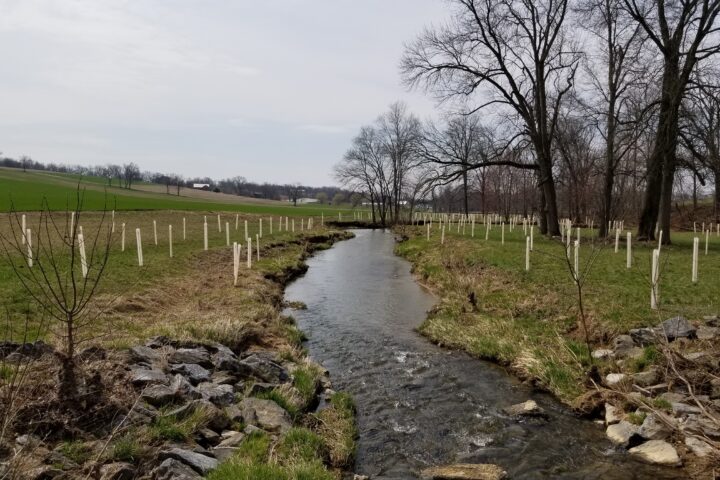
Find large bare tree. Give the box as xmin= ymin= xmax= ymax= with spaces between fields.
xmin=623 ymin=0 xmax=720 ymax=242
xmin=402 ymin=0 xmax=581 ymax=235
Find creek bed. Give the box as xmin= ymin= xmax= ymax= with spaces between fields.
xmin=285 ymin=229 xmax=679 ymax=479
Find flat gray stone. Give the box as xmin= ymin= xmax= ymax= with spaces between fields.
xmin=638 ymin=414 xmax=671 ymax=440
xmin=658 ymin=316 xmax=695 ymax=340
xmin=502 ymin=400 xmax=546 ymax=417
xmin=171 ymin=364 xmax=211 ymax=385
xmin=239 ymin=397 xmax=292 ymax=433
xmin=240 ymin=354 xmax=289 ymax=383
xmin=141 ymin=384 xmax=177 ymax=407
xmin=150 ymin=458 xmax=201 ymax=480
xmin=591 ymin=349 xmax=614 ymax=360
xmin=632 ymin=368 xmax=658 ymax=387
xmin=605 ymin=373 xmax=627 ymax=387
xmin=604 ymin=404 xmax=622 ymax=425
xmin=170 ymin=348 xmax=212 ymax=368
xmin=196 ymin=382 xmax=235 ymax=406
xmin=130 ymin=345 xmax=163 ymax=364
xmin=685 ymin=436 xmax=714 ymax=457
xmin=158 ymin=448 xmax=218 ymax=475
xmin=628 ymin=440 xmax=681 ymax=466
xmin=130 ymin=368 xmax=168 ymax=386
xmin=696 ymin=325 xmax=718 ymax=340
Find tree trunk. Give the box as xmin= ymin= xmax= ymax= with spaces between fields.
xmin=462 ymin=170 xmax=469 ymax=216
xmin=715 ymin=168 xmax=720 ymax=223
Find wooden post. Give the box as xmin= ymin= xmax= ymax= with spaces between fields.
xmin=692 ymin=237 xmax=699 ymax=283
xmin=285 ymin=217 xmax=289 ymax=231
xmin=301 ymin=218 xmax=304 ymax=231
xmin=136 ymin=228 xmax=144 ymax=266
xmin=292 ymin=219 xmax=295 ymax=232
xmin=226 ymin=222 xmax=230 ymax=246
xmin=217 ymin=214 xmax=221 ymax=232
xmin=244 ymin=220 xmax=248 ymax=242
xmin=651 ymin=249 xmax=659 ymax=309
xmin=70 ymin=211 xmax=75 ymax=237
xmin=235 ymin=214 xmax=239 ymax=230
xmin=183 ymin=217 xmax=186 ymax=240
xmin=501 ymin=222 xmax=505 ymax=245
xmin=441 ymin=225 xmax=445 ymax=245
xmin=169 ymin=225 xmax=173 ymax=258
xmin=121 ymin=223 xmax=126 ymax=251
xmin=26 ymin=228 xmax=32 ymax=267
xmin=153 ymin=220 xmax=158 ymax=246
xmin=203 ymin=218 xmax=208 ymax=251
xmin=471 ymin=218 xmax=475 ymax=237
xmin=626 ymin=232 xmax=632 ymax=268
xmin=256 ymin=233 xmax=260 ymax=261
xmin=270 ymin=217 xmax=273 ymax=234
xmin=21 ymin=214 xmax=27 ymax=245
xmin=111 ymin=210 xmax=115 ymax=233
xmin=78 ymin=232 xmax=88 ymax=277
xmin=525 ymin=236 xmax=530 ymax=271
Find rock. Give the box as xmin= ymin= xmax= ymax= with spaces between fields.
xmin=197 ymin=428 xmax=221 ymax=446
xmin=130 ymin=368 xmax=168 ymax=386
xmin=170 ymin=348 xmax=212 ymax=368
xmin=99 ymin=463 xmax=135 ymax=480
xmin=606 ymin=421 xmax=640 ymax=446
xmin=240 ymin=354 xmax=289 ymax=383
xmin=141 ymin=384 xmax=177 ymax=407
xmin=703 ymin=315 xmax=719 ymax=327
xmin=169 ymin=374 xmax=201 ymax=400
xmin=150 ymin=458 xmax=201 ymax=480
xmin=239 ymin=397 xmax=292 ymax=433
xmin=658 ymin=316 xmax=695 ymax=340
xmin=629 ymin=328 xmax=657 ymax=347
xmin=419 ymin=463 xmax=507 ymax=479
xmin=0 ymin=341 xmax=19 ymax=359
xmin=196 ymin=382 xmax=235 ymax=406
xmin=158 ymin=448 xmax=218 ymax=475
xmin=604 ymin=404 xmax=622 ymax=425
xmin=248 ymin=382 xmax=278 ymax=396
xmin=25 ymin=466 xmax=65 ymax=479
xmin=681 ymin=414 xmax=720 ymax=439
xmin=638 ymin=414 xmax=671 ymax=440
xmin=171 ymin=364 xmax=211 ymax=385
xmin=711 ymin=378 xmax=720 ymax=400
xmin=695 ymin=325 xmax=718 ymax=340
xmin=127 ymin=403 xmax=159 ymax=424
xmin=217 ymin=432 xmax=245 ymax=448
xmin=211 ymin=371 xmax=237 ymax=385
xmin=613 ymin=335 xmax=637 ymax=353
xmin=502 ymin=400 xmax=546 ymax=417
xmin=212 ymin=446 xmax=238 ymax=462
xmin=632 ymin=368 xmax=658 ymax=387
xmin=658 ymin=392 xmax=686 ymax=404
xmin=225 ymin=404 xmax=243 ymax=423
xmin=628 ymin=440 xmax=681 ymax=466
xmin=605 ymin=373 xmax=627 ymax=387
xmin=44 ymin=450 xmax=78 ymax=470
xmin=591 ymin=349 xmax=614 ymax=360
xmin=684 ymin=436 xmax=714 ymax=457
xmin=130 ymin=345 xmax=163 ymax=364
xmin=671 ymin=402 xmax=702 ymax=415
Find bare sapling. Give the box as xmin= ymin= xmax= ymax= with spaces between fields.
xmin=0 ymin=193 xmax=113 ymax=402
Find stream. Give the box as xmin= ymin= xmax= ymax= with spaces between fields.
xmin=284 ymin=229 xmax=680 ymax=479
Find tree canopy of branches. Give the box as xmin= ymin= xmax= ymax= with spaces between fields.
xmin=402 ymin=0 xmax=581 ymax=235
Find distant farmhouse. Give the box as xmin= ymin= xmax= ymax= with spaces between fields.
xmin=192 ymin=183 xmax=211 ymax=190
xmin=295 ymin=198 xmax=319 ymax=204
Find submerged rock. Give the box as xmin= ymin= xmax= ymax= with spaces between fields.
xmin=628 ymin=440 xmax=681 ymax=466
xmin=419 ymin=463 xmax=507 ymax=480
xmin=502 ymin=400 xmax=545 ymax=417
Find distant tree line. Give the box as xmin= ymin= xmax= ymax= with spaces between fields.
xmin=0 ymin=155 xmax=350 ymax=204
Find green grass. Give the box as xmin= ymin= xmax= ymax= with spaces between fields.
xmin=110 ymin=434 xmax=142 ymax=463
xmin=0 ymin=167 xmax=358 ymax=217
xmin=147 ymin=405 xmax=210 ymax=442
xmin=255 ymin=389 xmax=300 ymax=419
xmin=315 ymin=392 xmax=357 ymax=468
xmin=277 ymin=428 xmax=327 ymax=463
xmin=397 ymin=223 xmax=720 ymax=403
xmin=58 ymin=440 xmax=92 ymax=464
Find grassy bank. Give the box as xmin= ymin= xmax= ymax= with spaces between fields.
xmin=1 ymin=212 xmax=357 ymax=478
xmin=396 ymin=223 xmax=719 ymax=404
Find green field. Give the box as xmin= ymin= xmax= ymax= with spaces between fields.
xmin=0 ymin=168 xmax=355 ymax=217
xmin=397 ymin=222 xmax=719 ymax=402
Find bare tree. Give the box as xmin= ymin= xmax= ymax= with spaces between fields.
xmin=0 ymin=192 xmax=113 ymax=402
xmin=402 ymin=0 xmax=581 ymax=235
xmin=122 ymin=163 xmax=140 ymax=189
xmin=623 ymin=0 xmax=720 ymax=242
xmin=286 ymin=183 xmax=304 ymax=206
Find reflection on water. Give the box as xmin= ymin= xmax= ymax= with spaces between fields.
xmin=284 ymin=230 xmax=680 ymax=479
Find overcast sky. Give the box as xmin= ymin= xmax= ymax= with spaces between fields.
xmin=0 ymin=1 xmax=449 ymax=186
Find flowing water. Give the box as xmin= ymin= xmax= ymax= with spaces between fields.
xmin=284 ymin=230 xmax=680 ymax=480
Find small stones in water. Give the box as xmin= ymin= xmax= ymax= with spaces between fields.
xmin=419 ymin=463 xmax=507 ymax=480
xmin=628 ymin=440 xmax=681 ymax=466
xmin=502 ymin=400 xmax=546 ymax=418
